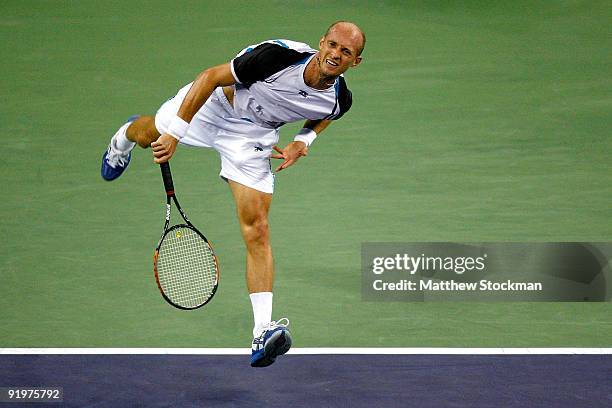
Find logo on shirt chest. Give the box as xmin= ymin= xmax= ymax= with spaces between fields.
xmin=298 ymin=90 xmax=309 ymax=98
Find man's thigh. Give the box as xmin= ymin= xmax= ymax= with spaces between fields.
xmin=228 ymin=179 xmax=273 ymax=226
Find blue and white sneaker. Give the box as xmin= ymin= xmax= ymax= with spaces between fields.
xmin=101 ymin=147 xmax=131 ymax=181
xmin=101 ymin=116 xmax=139 ymax=181
xmin=250 ymin=318 xmax=292 ymax=368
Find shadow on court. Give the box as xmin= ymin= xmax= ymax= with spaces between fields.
xmin=1 ymin=354 xmax=611 ymax=407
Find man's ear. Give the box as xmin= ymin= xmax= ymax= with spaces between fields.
xmin=352 ymin=56 xmax=363 ymax=67
xmin=318 ymin=36 xmax=325 ymax=49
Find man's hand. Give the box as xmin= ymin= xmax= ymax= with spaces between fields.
xmin=271 ymin=141 xmax=309 ymax=172
xmin=151 ymin=133 xmax=179 ymax=164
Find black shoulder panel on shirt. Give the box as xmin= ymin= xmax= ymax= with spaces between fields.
xmin=233 ymin=43 xmax=313 ymax=86
xmin=333 ymin=76 xmax=352 ymax=120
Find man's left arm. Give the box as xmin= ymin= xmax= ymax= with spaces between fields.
xmin=271 ymin=119 xmax=332 ymax=172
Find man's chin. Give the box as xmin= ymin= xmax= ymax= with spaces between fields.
xmin=321 ymin=66 xmax=344 ymax=78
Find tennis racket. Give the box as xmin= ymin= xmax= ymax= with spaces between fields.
xmin=153 ymin=161 xmax=219 ymax=310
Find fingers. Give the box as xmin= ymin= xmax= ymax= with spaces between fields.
xmin=151 ymin=143 xmax=168 ymax=155
xmin=275 ymin=158 xmax=296 ymax=172
xmin=151 ymin=143 xmax=165 ymax=152
xmin=151 ymin=135 xmax=175 ymax=163
xmin=152 ymin=147 xmax=172 ymax=163
xmin=271 ymin=143 xmax=310 ymax=172
xmin=270 ymin=146 xmax=285 ymax=160
xmin=271 ymin=145 xmax=288 ymax=160
xmin=271 ymin=144 xmax=307 ymax=159
xmin=154 ymin=154 xmax=171 ymax=164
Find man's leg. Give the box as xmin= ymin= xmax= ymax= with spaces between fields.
xmin=126 ymin=116 xmax=161 ymax=148
xmin=229 ymin=179 xmax=274 ymax=295
xmin=228 ymin=180 xmax=291 ymax=367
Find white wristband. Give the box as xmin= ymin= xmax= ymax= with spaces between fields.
xmin=167 ymin=116 xmax=190 ymax=140
xmin=293 ymin=128 xmax=317 ymax=147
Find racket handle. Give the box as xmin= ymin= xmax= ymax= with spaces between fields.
xmin=160 ymin=162 xmax=175 ymax=195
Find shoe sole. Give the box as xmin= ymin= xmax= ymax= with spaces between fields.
xmin=251 ymin=330 xmax=292 ymax=368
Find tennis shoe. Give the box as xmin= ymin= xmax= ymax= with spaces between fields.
xmin=250 ymin=318 xmax=292 ymax=368
xmin=101 ymin=116 xmax=139 ymax=181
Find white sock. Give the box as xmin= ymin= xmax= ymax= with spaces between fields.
xmin=113 ymin=122 xmax=136 ymax=152
xmin=249 ymin=292 xmax=273 ymax=337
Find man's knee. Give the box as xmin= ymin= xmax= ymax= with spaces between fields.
xmin=127 ymin=116 xmax=160 ymax=148
xmin=241 ymin=217 xmax=270 ymax=248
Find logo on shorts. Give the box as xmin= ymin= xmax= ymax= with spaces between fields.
xmin=254 ymin=145 xmax=264 ymax=152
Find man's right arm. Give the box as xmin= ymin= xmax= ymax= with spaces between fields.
xmin=176 ymin=63 xmax=236 ymax=123
xmin=152 ymin=63 xmax=236 ymax=164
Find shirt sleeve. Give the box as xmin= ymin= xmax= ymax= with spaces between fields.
xmin=231 ymin=42 xmax=313 ymax=87
xmin=331 ymin=76 xmax=353 ymax=120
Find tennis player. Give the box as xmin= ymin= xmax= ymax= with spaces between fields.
xmin=101 ymin=21 xmax=365 ymax=367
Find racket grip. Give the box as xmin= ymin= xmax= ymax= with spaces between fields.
xmin=160 ymin=162 xmax=174 ymax=195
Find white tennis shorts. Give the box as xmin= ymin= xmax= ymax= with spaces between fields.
xmin=155 ymin=84 xmax=278 ymax=194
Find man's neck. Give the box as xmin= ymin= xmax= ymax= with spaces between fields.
xmin=304 ymin=53 xmax=336 ymax=90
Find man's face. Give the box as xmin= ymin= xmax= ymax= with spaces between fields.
xmin=317 ymin=26 xmax=363 ymax=78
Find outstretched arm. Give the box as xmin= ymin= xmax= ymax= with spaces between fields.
xmin=152 ymin=63 xmax=236 ymax=163
xmin=271 ymin=119 xmax=332 ymax=172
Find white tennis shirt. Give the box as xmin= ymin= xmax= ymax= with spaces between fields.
xmin=229 ymin=39 xmax=352 ymax=129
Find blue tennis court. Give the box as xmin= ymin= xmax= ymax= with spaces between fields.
xmin=1 ymin=353 xmax=611 ymax=407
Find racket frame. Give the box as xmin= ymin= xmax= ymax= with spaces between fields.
xmin=153 ymin=161 xmax=219 ymax=310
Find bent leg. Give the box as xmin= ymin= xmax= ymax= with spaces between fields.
xmin=229 ymin=180 xmax=274 ymax=293
xmin=126 ymin=115 xmax=161 ymax=148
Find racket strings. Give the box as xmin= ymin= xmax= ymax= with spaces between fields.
xmin=156 ymin=226 xmax=217 ymax=308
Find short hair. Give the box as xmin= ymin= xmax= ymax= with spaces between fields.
xmin=324 ymin=21 xmax=366 ymax=56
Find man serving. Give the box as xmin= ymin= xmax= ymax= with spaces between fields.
xmin=101 ymin=21 xmax=365 ymax=367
